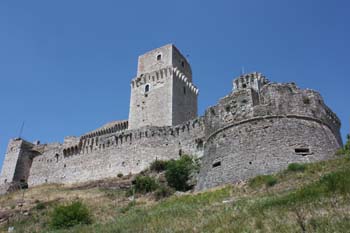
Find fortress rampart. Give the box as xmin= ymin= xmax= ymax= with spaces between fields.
xmin=196 ymin=80 xmax=342 ymax=190
xmin=0 ymin=45 xmax=342 ymax=193
xmin=25 ymin=117 xmax=205 ymax=186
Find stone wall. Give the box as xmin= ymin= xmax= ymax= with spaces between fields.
xmin=196 ymin=116 xmax=340 ymax=190
xmin=128 ymin=67 xmax=174 ymax=129
xmin=129 ymin=66 xmax=198 ymax=129
xmin=27 ymin=118 xmax=205 ymax=186
xmin=0 ymin=139 xmax=36 ymax=185
xmin=196 ymin=82 xmax=342 ymax=190
xmin=172 ymin=67 xmax=198 ymax=126
xmin=0 ymin=139 xmax=23 ymax=185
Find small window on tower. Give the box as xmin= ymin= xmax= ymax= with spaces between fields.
xmin=157 ymin=54 xmax=162 ymax=61
xmin=181 ymin=61 xmax=185 ymax=67
xmin=183 ymin=86 xmax=186 ymax=95
xmin=145 ymin=84 xmax=150 ymax=93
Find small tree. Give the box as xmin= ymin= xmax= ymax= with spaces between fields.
xmin=165 ymin=155 xmax=199 ymax=191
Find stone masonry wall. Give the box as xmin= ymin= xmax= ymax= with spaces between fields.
xmin=0 ymin=139 xmax=38 ymax=194
xmin=129 ymin=67 xmax=173 ymax=129
xmin=172 ymin=67 xmax=198 ymax=126
xmin=196 ymin=82 xmax=342 ymax=190
xmin=196 ymin=116 xmax=340 ymax=190
xmin=129 ymin=67 xmax=198 ymax=129
xmin=27 ymin=118 xmax=205 ymax=186
xmin=0 ymin=139 xmax=35 ymax=185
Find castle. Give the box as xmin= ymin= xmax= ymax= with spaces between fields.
xmin=0 ymin=44 xmax=343 ymax=193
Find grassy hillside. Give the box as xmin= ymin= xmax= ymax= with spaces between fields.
xmin=1 ymin=155 xmax=350 ymax=233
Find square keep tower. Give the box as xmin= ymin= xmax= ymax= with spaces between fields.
xmin=128 ymin=44 xmax=198 ymax=130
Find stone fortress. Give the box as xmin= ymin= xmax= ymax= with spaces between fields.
xmin=0 ymin=44 xmax=343 ymax=193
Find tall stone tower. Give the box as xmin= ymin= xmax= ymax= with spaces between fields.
xmin=128 ymin=44 xmax=199 ymax=129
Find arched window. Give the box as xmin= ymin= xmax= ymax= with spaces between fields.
xmin=145 ymin=84 xmax=150 ymax=93
xmin=157 ymin=54 xmax=162 ymax=61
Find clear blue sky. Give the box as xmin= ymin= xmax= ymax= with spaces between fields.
xmin=0 ymin=0 xmax=349 ymax=168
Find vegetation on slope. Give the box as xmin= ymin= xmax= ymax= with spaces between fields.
xmin=336 ymin=134 xmax=350 ymax=155
xmin=1 ymin=154 xmax=350 ymax=232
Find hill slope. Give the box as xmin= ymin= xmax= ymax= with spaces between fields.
xmin=1 ymin=156 xmax=350 ymax=233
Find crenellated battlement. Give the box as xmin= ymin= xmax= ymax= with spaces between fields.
xmin=172 ymin=67 xmax=199 ymax=95
xmin=130 ymin=66 xmax=199 ymax=95
xmin=35 ymin=117 xmax=205 ymax=166
xmin=78 ymin=117 xmax=205 ymax=156
xmin=233 ymin=72 xmax=269 ymax=93
xmin=81 ymin=120 xmax=128 ymax=139
xmin=131 ymin=67 xmax=173 ymax=88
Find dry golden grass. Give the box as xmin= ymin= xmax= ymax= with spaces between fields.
xmin=0 ymin=156 xmax=349 ymax=233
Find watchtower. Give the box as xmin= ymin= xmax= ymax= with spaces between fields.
xmin=128 ymin=44 xmax=198 ymax=129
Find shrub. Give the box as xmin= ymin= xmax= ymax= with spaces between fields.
xmin=165 ymin=155 xmax=199 ymax=191
xmin=249 ymin=175 xmax=278 ymax=188
xmin=265 ymin=176 xmax=278 ymax=187
xmin=134 ymin=175 xmax=158 ymax=194
xmin=154 ymin=185 xmax=174 ymax=200
xmin=150 ymin=160 xmax=168 ymax=173
xmin=117 ymin=173 xmax=123 ymax=178
xmin=50 ymin=201 xmax=92 ymax=229
xmin=35 ymin=202 xmax=46 ymax=210
xmin=288 ymin=163 xmax=306 ymax=172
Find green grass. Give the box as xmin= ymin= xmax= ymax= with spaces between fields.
xmin=287 ymin=163 xmax=306 ymax=172
xmin=2 ymin=156 xmax=350 ymax=233
xmin=249 ymin=174 xmax=278 ymax=188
